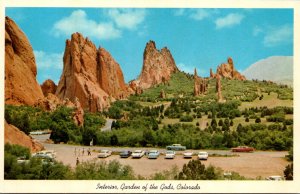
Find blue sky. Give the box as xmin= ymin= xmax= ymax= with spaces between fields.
xmin=6 ymin=8 xmax=293 ymax=84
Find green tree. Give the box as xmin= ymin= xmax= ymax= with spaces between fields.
xmin=284 ymin=163 xmax=293 ymax=180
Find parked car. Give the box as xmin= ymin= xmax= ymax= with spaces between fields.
xmin=148 ymin=150 xmax=160 ymax=159
xmin=231 ymin=146 xmax=254 ymax=152
xmin=131 ymin=150 xmax=145 ymax=158
xmin=183 ymin=151 xmax=193 ymax=158
xmin=198 ymin=151 xmax=208 ymax=160
xmin=119 ymin=150 xmax=132 ymax=158
xmin=32 ymin=150 xmax=55 ymax=159
xmin=165 ymin=150 xmax=176 ymax=159
xmin=166 ymin=144 xmax=186 ymax=151
xmin=266 ymin=175 xmax=283 ymax=181
xmin=98 ymin=150 xmax=112 ymax=158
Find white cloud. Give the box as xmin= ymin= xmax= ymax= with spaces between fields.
xmin=34 ymin=50 xmax=63 ymax=70
xmin=189 ymin=9 xmax=210 ymax=21
xmin=263 ymin=24 xmax=293 ymax=47
xmin=174 ymin=9 xmax=215 ymax=21
xmin=253 ymin=26 xmax=263 ymax=36
xmin=174 ymin=9 xmax=185 ymax=16
xmin=107 ymin=9 xmax=146 ymax=30
xmin=215 ymin=13 xmax=244 ymax=29
xmin=178 ymin=63 xmax=195 ymax=74
xmin=52 ymin=10 xmax=121 ymax=40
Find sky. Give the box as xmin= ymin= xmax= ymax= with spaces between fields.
xmin=6 ymin=8 xmax=293 ymax=84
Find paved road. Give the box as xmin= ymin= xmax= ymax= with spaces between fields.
xmin=101 ymin=119 xmax=114 ymax=132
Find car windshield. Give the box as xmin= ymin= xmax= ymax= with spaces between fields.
xmin=101 ymin=150 xmax=108 ymax=153
xmin=149 ymin=150 xmax=157 ymax=154
xmin=166 ymin=151 xmax=174 ymax=154
xmin=133 ymin=150 xmax=142 ymax=153
xmin=199 ymin=152 xmax=207 ymax=155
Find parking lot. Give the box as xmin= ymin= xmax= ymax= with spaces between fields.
xmin=33 ymin=133 xmax=288 ymax=179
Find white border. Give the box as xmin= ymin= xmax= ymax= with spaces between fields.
xmin=1 ymin=0 xmax=299 ymax=193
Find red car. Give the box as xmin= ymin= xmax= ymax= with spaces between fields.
xmin=231 ymin=146 xmax=254 ymax=152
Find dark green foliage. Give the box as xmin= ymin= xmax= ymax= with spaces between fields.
xmin=284 ymin=163 xmax=293 ymax=180
xmin=179 ymin=115 xmax=193 ymax=122
xmin=4 ymin=144 xmax=72 ymax=180
xmin=255 ymin=118 xmax=261 ymax=123
xmin=73 ymin=160 xmax=135 ymax=180
xmin=175 ymin=160 xmax=221 ymax=180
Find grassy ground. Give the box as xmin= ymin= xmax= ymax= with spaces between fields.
xmin=239 ymin=92 xmax=293 ymax=110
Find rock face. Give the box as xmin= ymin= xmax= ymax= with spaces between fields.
xmin=130 ymin=40 xmax=179 ymax=90
xmin=194 ymin=68 xmax=207 ymax=96
xmin=5 ymin=16 xmax=44 ymax=106
xmin=215 ymin=57 xmax=246 ymax=81
xmin=34 ymin=93 xmax=75 ymax=111
xmin=41 ymin=79 xmax=57 ymax=96
xmin=73 ymin=97 xmax=84 ymax=127
xmin=98 ymin=47 xmax=133 ymax=99
xmin=56 ymin=32 xmax=131 ymax=112
xmin=5 ymin=120 xmax=44 ymax=152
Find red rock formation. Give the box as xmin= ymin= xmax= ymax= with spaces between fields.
xmin=56 ymin=33 xmax=132 ymax=112
xmin=41 ymin=79 xmax=57 ymax=96
xmin=215 ymin=57 xmax=246 ymax=80
xmin=194 ymin=68 xmax=207 ymax=96
xmin=73 ymin=97 xmax=84 ymax=126
xmin=5 ymin=16 xmax=44 ymax=106
xmin=5 ymin=120 xmax=44 ymax=152
xmin=98 ymin=48 xmax=133 ymax=99
xmin=210 ymin=68 xmax=215 ymax=78
xmin=130 ymin=40 xmax=178 ymax=90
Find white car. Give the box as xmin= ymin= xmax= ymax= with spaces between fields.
xmin=98 ymin=150 xmax=112 ymax=158
xmin=165 ymin=150 xmax=176 ymax=159
xmin=266 ymin=175 xmax=283 ymax=181
xmin=32 ymin=150 xmax=56 ymax=159
xmin=198 ymin=151 xmax=208 ymax=160
xmin=131 ymin=150 xmax=145 ymax=158
xmin=183 ymin=151 xmax=193 ymax=158
xmin=148 ymin=150 xmax=160 ymax=159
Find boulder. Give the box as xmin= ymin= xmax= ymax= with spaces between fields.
xmin=41 ymin=79 xmax=57 ymax=96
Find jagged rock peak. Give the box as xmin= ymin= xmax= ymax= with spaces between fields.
xmin=130 ymin=40 xmax=179 ymax=90
xmin=215 ymin=57 xmax=246 ymax=81
xmin=56 ymin=32 xmax=132 ymax=112
xmin=5 ymin=16 xmax=44 ymax=106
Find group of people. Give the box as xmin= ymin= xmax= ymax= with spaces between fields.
xmin=75 ymin=147 xmax=92 ymax=166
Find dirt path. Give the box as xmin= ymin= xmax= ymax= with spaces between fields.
xmin=33 ymin=134 xmax=288 ymax=179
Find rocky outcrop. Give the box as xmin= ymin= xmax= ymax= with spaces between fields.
xmin=56 ymin=33 xmax=132 ymax=112
xmin=210 ymin=68 xmax=215 ymax=78
xmin=215 ymin=57 xmax=246 ymax=81
xmin=73 ymin=97 xmax=84 ymax=127
xmin=34 ymin=93 xmax=75 ymax=111
xmin=194 ymin=68 xmax=207 ymax=96
xmin=130 ymin=40 xmax=178 ymax=90
xmin=5 ymin=120 xmax=44 ymax=152
xmin=41 ymin=79 xmax=57 ymax=96
xmin=160 ymin=89 xmax=166 ymax=98
xmin=5 ymin=16 xmax=44 ymax=106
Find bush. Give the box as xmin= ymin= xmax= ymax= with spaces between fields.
xmin=175 ymin=160 xmax=221 ymax=180
xmin=179 ymin=115 xmax=193 ymax=122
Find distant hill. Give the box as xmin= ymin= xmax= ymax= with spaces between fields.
xmin=243 ymin=56 xmax=293 ymax=86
